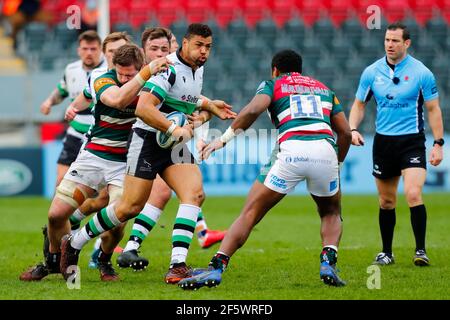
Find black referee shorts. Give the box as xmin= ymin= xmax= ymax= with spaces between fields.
xmin=126 ymin=128 xmax=195 ymax=180
xmin=372 ymin=132 xmax=427 ymax=179
xmin=57 ymin=133 xmax=84 ymax=166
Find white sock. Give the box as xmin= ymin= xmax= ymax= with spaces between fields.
xmin=170 ymin=204 xmax=200 ymax=265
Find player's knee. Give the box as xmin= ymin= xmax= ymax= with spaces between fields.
xmin=150 ymin=187 xmax=172 ymax=208
xmin=117 ymin=201 xmax=145 ymax=220
xmin=317 ymin=200 xmax=341 ymax=217
xmin=405 ymin=187 xmax=422 ymax=205
xmin=192 ymin=189 xmax=205 ymax=206
xmin=179 ymin=188 xmax=205 ymax=207
xmin=379 ymin=197 xmax=396 ymax=209
xmin=159 ymin=186 xmax=173 ymax=204
xmin=55 ymin=179 xmax=88 ymax=208
xmin=47 ymin=208 xmax=67 ymax=227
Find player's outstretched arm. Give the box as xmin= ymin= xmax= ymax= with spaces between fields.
xmin=348 ymin=98 xmax=366 ymax=146
xmin=198 ymin=96 xmax=237 ymax=120
xmin=201 ymin=94 xmax=271 ymax=160
xmin=65 ymin=92 xmax=91 ymax=121
xmin=135 ymin=91 xmax=193 ymax=141
xmin=425 ymin=98 xmax=444 ymax=166
xmin=40 ymin=89 xmax=65 ymax=115
xmin=100 ymin=57 xmax=172 ymax=110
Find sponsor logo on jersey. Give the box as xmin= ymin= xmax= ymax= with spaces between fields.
xmin=375 ymin=76 xmax=384 ymax=85
xmin=94 ymin=77 xmax=116 ymax=92
xmin=181 ymin=95 xmax=199 ymax=104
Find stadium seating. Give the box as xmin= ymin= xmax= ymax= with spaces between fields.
xmin=255 ymin=19 xmax=279 ymax=46
xmin=12 ymin=1 xmax=450 ymax=133
xmin=53 ymin=22 xmax=79 ymax=50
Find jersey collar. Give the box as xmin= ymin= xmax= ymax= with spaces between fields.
xmin=176 ymin=48 xmax=194 ymax=69
xmin=384 ymin=54 xmax=410 ymax=69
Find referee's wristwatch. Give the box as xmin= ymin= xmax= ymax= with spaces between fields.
xmin=433 ymin=138 xmax=445 ymax=147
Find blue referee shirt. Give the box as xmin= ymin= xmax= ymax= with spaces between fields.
xmin=356 ymin=54 xmax=439 ymax=135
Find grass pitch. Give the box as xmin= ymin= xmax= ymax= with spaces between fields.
xmin=0 ymin=194 xmax=449 ymax=300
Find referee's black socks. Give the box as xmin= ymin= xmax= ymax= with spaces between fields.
xmin=379 ymin=208 xmax=396 ymax=255
xmin=410 ymin=204 xmax=427 ymax=252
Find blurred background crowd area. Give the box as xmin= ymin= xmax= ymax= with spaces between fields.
xmin=0 ymin=0 xmax=449 ymax=146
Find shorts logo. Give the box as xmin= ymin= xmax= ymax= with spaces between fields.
xmin=70 ymin=170 xmax=82 ymax=178
xmin=139 ymin=160 xmax=152 ymax=172
xmin=269 ymin=174 xmax=287 ymax=190
xmin=410 ymin=157 xmax=421 ymax=164
xmin=285 ymin=156 xmax=292 ymax=163
xmin=373 ymin=164 xmax=382 ymax=175
xmin=329 ymin=179 xmax=338 ymax=192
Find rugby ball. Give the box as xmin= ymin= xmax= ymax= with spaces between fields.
xmin=156 ymin=111 xmax=187 ymax=149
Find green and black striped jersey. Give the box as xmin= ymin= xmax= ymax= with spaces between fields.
xmin=84 ymin=69 xmax=137 ymax=162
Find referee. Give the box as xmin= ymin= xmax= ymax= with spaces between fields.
xmin=349 ymin=22 xmax=444 ymax=266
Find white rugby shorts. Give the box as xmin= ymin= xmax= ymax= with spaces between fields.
xmin=63 ymin=150 xmax=125 ymax=190
xmin=263 ymin=139 xmax=339 ymax=196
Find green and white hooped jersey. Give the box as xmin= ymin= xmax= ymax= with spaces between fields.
xmin=83 ymin=66 xmax=108 ymax=105
xmin=57 ymin=59 xmax=106 ymax=139
xmin=133 ymin=51 xmax=204 ymax=132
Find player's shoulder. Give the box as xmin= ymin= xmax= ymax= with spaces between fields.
xmin=65 ymin=59 xmax=83 ymax=72
xmin=91 ymin=67 xmax=109 ymax=81
xmin=93 ymin=69 xmax=118 ymax=92
xmin=167 ymin=52 xmax=180 ymax=73
xmin=407 ymin=55 xmax=434 ymax=76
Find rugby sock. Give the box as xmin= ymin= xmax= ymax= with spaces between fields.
xmin=170 ymin=204 xmax=200 ymax=265
xmin=196 ymin=210 xmax=208 ymax=240
xmin=410 ymin=204 xmax=427 ymax=251
xmin=69 ymin=208 xmax=86 ymax=231
xmin=124 ymin=203 xmax=162 ymax=252
xmin=97 ymin=246 xmax=113 ymax=263
xmin=94 ymin=237 xmax=102 ymax=250
xmin=46 ymin=252 xmax=61 ymax=272
xmin=320 ymin=246 xmax=338 ymax=265
xmin=71 ymin=204 xmax=121 ymax=250
xmin=379 ymin=208 xmax=396 ymax=255
xmin=209 ymin=252 xmax=230 ymax=272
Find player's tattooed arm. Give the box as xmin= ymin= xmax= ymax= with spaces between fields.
xmin=40 ymin=89 xmax=64 ymax=115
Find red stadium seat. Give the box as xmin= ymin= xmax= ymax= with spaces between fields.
xmin=109 ymin=0 xmax=129 ymax=25
xmin=325 ymin=0 xmax=355 ymax=27
xmin=438 ymin=0 xmax=450 ymax=23
xmin=213 ymin=0 xmax=241 ymax=28
xmin=270 ymin=0 xmax=298 ymax=28
xmin=410 ymin=0 xmax=436 ymax=26
xmin=383 ymin=0 xmax=410 ymax=23
xmin=155 ymin=0 xmax=185 ymax=27
xmin=297 ymin=0 xmax=325 ymax=26
xmin=129 ymin=0 xmax=155 ymax=28
xmin=242 ymin=0 xmax=270 ymax=28
xmin=184 ymin=0 xmax=211 ymax=23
